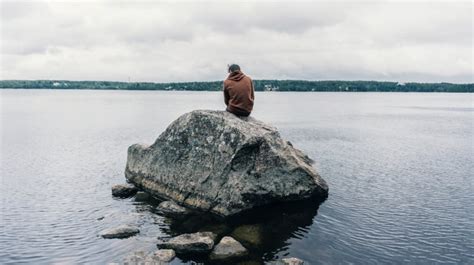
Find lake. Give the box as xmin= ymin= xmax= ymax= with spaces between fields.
xmin=1 ymin=89 xmax=473 ymax=264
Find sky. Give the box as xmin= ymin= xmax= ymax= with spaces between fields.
xmin=0 ymin=0 xmax=472 ymax=83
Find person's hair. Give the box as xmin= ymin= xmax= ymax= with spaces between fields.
xmin=227 ymin=64 xmax=240 ymax=73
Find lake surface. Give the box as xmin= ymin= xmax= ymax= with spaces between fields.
xmin=1 ymin=90 xmax=473 ymax=264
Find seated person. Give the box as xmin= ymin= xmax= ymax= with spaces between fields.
xmin=223 ymin=64 xmax=255 ymax=116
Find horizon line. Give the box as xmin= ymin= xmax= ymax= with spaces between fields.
xmin=1 ymin=79 xmax=472 ymax=85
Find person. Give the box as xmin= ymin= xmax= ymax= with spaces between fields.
xmin=223 ymin=64 xmax=255 ymax=117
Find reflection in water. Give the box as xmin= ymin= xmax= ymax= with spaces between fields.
xmin=135 ymin=196 xmax=325 ymax=264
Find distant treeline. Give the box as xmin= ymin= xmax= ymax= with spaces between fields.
xmin=1 ymin=80 xmax=472 ymax=92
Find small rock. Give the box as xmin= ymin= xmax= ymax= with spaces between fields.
xmin=100 ymin=224 xmax=140 ymax=239
xmin=134 ymin=191 xmax=150 ymax=201
xmin=157 ymin=200 xmax=189 ymax=217
xmin=157 ymin=231 xmax=216 ymax=253
xmin=281 ymin=257 xmax=304 ymax=265
xmin=210 ymin=236 xmax=248 ymax=260
xmin=153 ymin=249 xmax=175 ymax=262
xmin=111 ymin=184 xmax=138 ymax=198
xmin=122 ymin=250 xmax=176 ymax=264
xmin=231 ymin=224 xmax=263 ymax=248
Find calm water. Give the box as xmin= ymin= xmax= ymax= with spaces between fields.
xmin=1 ymin=90 xmax=473 ymax=264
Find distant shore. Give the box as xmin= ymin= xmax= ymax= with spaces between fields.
xmin=1 ymin=80 xmax=472 ymax=92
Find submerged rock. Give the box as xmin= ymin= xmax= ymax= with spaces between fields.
xmin=157 ymin=231 xmax=216 ymax=254
xmin=111 ymin=184 xmax=138 ymax=198
xmin=231 ymin=224 xmax=264 ymax=248
xmin=125 ymin=110 xmax=328 ymax=216
xmin=210 ymin=236 xmax=248 ymax=260
xmin=157 ymin=200 xmax=190 ymax=217
xmin=100 ymin=224 xmax=139 ymax=239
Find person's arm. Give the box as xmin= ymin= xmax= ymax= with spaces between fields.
xmin=223 ymin=81 xmax=230 ymax=106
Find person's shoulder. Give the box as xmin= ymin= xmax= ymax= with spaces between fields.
xmin=223 ymin=79 xmax=231 ymax=88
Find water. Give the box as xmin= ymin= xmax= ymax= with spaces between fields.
xmin=1 ymin=90 xmax=473 ymax=264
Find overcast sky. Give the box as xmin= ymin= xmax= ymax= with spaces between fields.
xmin=1 ymin=0 xmax=472 ymax=83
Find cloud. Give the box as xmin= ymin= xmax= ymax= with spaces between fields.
xmin=0 ymin=0 xmax=472 ymax=83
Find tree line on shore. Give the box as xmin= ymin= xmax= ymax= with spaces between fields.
xmin=0 ymin=80 xmax=472 ymax=92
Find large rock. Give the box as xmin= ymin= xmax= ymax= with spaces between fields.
xmin=157 ymin=231 xmax=216 ymax=254
xmin=125 ymin=110 xmax=328 ymax=216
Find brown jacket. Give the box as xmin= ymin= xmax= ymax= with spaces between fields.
xmin=223 ymin=71 xmax=255 ymax=116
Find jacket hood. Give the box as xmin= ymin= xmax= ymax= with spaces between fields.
xmin=227 ymin=70 xmax=245 ymax=81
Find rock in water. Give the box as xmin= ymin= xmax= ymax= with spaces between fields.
xmin=230 ymin=224 xmax=264 ymax=248
xmin=111 ymin=184 xmax=137 ymax=198
xmin=125 ymin=110 xmax=328 ymax=216
xmin=122 ymin=250 xmax=175 ymax=264
xmin=210 ymin=236 xmax=248 ymax=260
xmin=157 ymin=200 xmax=190 ymax=217
xmin=153 ymin=249 xmax=176 ymax=262
xmin=134 ymin=191 xmax=150 ymax=201
xmin=157 ymin=232 xmax=216 ymax=254
xmin=100 ymin=225 xmax=139 ymax=239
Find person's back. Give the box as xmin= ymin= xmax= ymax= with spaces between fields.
xmin=223 ymin=64 xmax=255 ymax=116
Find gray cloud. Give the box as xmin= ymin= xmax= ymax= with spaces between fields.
xmin=1 ymin=0 xmax=472 ymax=83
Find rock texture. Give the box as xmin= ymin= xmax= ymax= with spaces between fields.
xmin=210 ymin=236 xmax=248 ymax=260
xmin=153 ymin=249 xmax=176 ymax=262
xmin=157 ymin=231 xmax=216 ymax=254
xmin=111 ymin=184 xmax=138 ymax=198
xmin=122 ymin=250 xmax=175 ymax=264
xmin=100 ymin=225 xmax=139 ymax=239
xmin=125 ymin=110 xmax=328 ymax=216
xmin=157 ymin=200 xmax=190 ymax=217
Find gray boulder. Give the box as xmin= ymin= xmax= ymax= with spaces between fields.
xmin=125 ymin=110 xmax=328 ymax=217
xmin=100 ymin=224 xmax=139 ymax=239
xmin=111 ymin=184 xmax=138 ymax=198
xmin=157 ymin=231 xmax=216 ymax=254
xmin=210 ymin=236 xmax=248 ymax=260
